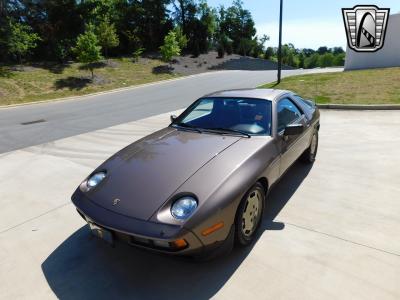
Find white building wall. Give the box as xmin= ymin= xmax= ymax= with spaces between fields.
xmin=345 ymin=13 xmax=400 ymax=70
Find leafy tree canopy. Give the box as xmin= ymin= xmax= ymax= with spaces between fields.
xmin=8 ymin=21 xmax=40 ymax=63
xmin=160 ymin=30 xmax=181 ymax=62
xmin=73 ymin=24 xmax=103 ymax=78
xmin=95 ymin=16 xmax=119 ymax=57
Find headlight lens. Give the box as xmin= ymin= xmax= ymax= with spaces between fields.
xmin=171 ymin=197 xmax=198 ymax=220
xmin=86 ymin=172 xmax=106 ymax=189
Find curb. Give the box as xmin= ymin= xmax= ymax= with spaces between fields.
xmin=0 ymin=70 xmax=234 ymax=110
xmin=317 ymin=104 xmax=400 ymax=110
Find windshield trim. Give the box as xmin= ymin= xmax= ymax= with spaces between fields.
xmin=171 ymin=97 xmax=273 ymax=137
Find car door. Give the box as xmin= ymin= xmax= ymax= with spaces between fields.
xmin=277 ymin=97 xmax=308 ymax=174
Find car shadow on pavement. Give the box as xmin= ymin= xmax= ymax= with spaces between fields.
xmin=41 ymin=161 xmax=312 ymax=300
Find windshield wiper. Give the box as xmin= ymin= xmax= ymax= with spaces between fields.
xmin=172 ymin=122 xmax=203 ymax=133
xmin=203 ymin=127 xmax=251 ymax=138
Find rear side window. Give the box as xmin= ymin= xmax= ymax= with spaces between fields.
xmin=277 ymin=98 xmax=302 ymax=132
xmin=293 ymin=95 xmax=314 ymax=109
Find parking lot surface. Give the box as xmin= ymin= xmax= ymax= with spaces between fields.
xmin=0 ymin=109 xmax=399 ymax=299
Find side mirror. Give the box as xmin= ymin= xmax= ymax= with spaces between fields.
xmin=170 ymin=115 xmax=177 ymax=123
xmin=284 ymin=124 xmax=304 ymax=136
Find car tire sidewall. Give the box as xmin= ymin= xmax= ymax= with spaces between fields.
xmin=235 ymin=182 xmax=265 ymax=246
xmin=301 ymin=130 xmax=318 ymax=163
xmin=309 ymin=130 xmax=318 ymax=162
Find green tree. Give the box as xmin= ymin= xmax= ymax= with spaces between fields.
xmin=305 ymin=53 xmax=319 ymax=69
xmin=317 ymin=46 xmax=329 ymax=55
xmin=160 ymin=30 xmax=181 ymax=62
xmin=251 ymin=34 xmax=269 ymax=58
xmin=173 ymin=26 xmax=188 ymax=50
xmin=265 ymin=47 xmax=274 ymax=60
xmin=173 ymin=0 xmax=211 ymax=54
xmin=55 ymin=39 xmax=74 ymax=63
xmin=137 ymin=0 xmax=173 ymax=51
xmin=287 ymin=52 xmax=295 ymax=67
xmin=333 ymin=53 xmax=345 ymax=66
xmin=95 ymin=17 xmax=119 ymax=58
xmin=318 ymin=53 xmax=334 ymax=67
xmin=332 ymin=47 xmax=345 ymax=55
xmin=7 ymin=21 xmax=40 ymax=64
xmin=238 ymin=38 xmax=253 ymax=56
xmin=198 ymin=0 xmax=217 ymax=51
xmin=73 ymin=24 xmax=103 ymax=79
xmin=7 ymin=0 xmax=82 ymax=60
xmin=82 ymin=0 xmax=119 ymax=24
xmin=298 ymin=52 xmax=305 ymax=68
xmin=281 ymin=44 xmax=297 ymax=66
xmin=218 ymin=1 xmax=256 ymax=53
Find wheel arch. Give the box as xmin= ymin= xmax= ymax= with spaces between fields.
xmin=258 ymin=177 xmax=269 ymax=195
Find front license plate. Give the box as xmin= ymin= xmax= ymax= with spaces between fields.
xmin=88 ymin=222 xmax=114 ymax=245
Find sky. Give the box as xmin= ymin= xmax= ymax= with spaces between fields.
xmin=206 ymin=0 xmax=400 ymax=49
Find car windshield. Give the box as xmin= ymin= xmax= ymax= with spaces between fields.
xmin=173 ymin=98 xmax=272 ymax=136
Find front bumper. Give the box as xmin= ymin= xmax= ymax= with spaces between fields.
xmin=71 ymin=190 xmax=205 ymax=256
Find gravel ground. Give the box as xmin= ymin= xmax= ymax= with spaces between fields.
xmin=170 ymin=51 xmax=294 ymax=75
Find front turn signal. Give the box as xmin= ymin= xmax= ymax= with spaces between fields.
xmin=201 ymin=222 xmax=224 ymax=236
xmin=171 ymin=239 xmax=188 ymax=249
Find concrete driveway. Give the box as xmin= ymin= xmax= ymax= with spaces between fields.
xmin=0 ymin=109 xmax=399 ymax=299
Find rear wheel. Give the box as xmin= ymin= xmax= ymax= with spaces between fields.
xmin=235 ymin=182 xmax=265 ymax=246
xmin=301 ymin=130 xmax=318 ymax=163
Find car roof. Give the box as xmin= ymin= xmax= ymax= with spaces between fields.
xmin=203 ymin=88 xmax=292 ymax=102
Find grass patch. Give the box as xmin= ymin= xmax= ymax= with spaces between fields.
xmin=0 ymin=58 xmax=179 ymax=106
xmin=259 ymin=67 xmax=400 ymax=104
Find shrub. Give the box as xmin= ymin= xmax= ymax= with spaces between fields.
xmin=160 ymin=31 xmax=180 ymax=62
xmin=55 ymin=39 xmax=74 ymax=63
xmin=132 ymin=47 xmax=144 ymax=62
xmin=318 ymin=53 xmax=334 ymax=67
xmin=173 ymin=26 xmax=188 ymax=51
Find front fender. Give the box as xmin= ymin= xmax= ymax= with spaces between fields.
xmin=154 ymin=136 xmax=280 ymax=244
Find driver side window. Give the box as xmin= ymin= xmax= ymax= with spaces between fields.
xmin=277 ymin=98 xmax=302 ymax=132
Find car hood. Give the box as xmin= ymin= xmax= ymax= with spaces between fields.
xmin=86 ymin=128 xmax=241 ymax=220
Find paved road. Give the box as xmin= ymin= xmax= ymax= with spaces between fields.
xmin=0 ymin=109 xmax=399 ymax=299
xmin=0 ymin=68 xmax=341 ymax=153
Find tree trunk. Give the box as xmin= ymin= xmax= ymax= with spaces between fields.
xmin=178 ymin=0 xmax=186 ymax=32
xmin=90 ymin=68 xmax=94 ymax=80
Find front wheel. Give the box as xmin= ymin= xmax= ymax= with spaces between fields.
xmin=301 ymin=130 xmax=318 ymax=163
xmin=235 ymin=182 xmax=265 ymax=246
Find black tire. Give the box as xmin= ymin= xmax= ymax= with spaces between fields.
xmin=235 ymin=182 xmax=265 ymax=246
xmin=301 ymin=130 xmax=318 ymax=163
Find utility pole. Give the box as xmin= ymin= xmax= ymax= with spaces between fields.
xmin=277 ymin=0 xmax=283 ymax=84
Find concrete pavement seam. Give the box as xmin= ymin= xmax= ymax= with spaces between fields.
xmin=0 ymin=202 xmax=71 ymax=235
xmin=285 ymin=222 xmax=400 ymax=257
xmin=2 ymin=201 xmax=399 ymax=260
